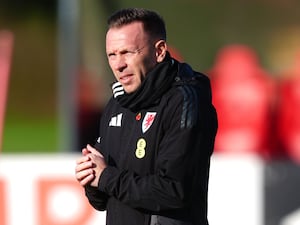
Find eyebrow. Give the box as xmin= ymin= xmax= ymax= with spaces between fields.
xmin=107 ymin=45 xmax=146 ymax=56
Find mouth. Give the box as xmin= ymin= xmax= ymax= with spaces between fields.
xmin=119 ymin=74 xmax=133 ymax=85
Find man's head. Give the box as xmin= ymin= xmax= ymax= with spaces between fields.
xmin=106 ymin=8 xmax=168 ymax=93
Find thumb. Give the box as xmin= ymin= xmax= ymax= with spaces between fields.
xmin=86 ymin=144 xmax=97 ymax=152
xmin=87 ymin=144 xmax=103 ymax=157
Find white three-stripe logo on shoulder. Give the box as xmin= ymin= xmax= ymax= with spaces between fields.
xmin=112 ymin=82 xmax=124 ymax=98
xmin=109 ymin=113 xmax=123 ymax=127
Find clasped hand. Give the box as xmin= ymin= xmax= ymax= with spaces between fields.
xmin=75 ymin=144 xmax=107 ymax=187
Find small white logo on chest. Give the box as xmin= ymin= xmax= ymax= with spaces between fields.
xmin=109 ymin=113 xmax=123 ymax=127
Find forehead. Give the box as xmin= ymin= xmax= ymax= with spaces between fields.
xmin=106 ymin=22 xmax=148 ymax=51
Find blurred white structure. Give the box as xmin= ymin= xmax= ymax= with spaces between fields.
xmin=208 ymin=154 xmax=264 ymax=225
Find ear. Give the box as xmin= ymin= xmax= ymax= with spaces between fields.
xmin=155 ymin=40 xmax=168 ymax=63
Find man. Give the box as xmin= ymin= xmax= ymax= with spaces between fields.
xmin=75 ymin=8 xmax=218 ymax=225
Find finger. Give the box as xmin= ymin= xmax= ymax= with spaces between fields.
xmin=75 ymin=168 xmax=94 ymax=182
xmin=80 ymin=173 xmax=95 ymax=187
xmin=75 ymin=160 xmax=93 ymax=173
xmin=87 ymin=144 xmax=103 ymax=157
xmin=86 ymin=144 xmax=97 ymax=153
xmin=82 ymin=148 xmax=90 ymax=156
xmin=76 ymin=155 xmax=91 ymax=165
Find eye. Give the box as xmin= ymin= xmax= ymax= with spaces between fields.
xmin=107 ymin=49 xmax=138 ymax=60
xmin=107 ymin=53 xmax=116 ymax=60
xmin=121 ymin=50 xmax=135 ymax=57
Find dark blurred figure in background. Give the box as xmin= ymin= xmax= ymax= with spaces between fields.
xmin=77 ymin=70 xmax=103 ymax=150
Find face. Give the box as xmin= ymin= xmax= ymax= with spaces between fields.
xmin=106 ymin=21 xmax=167 ymax=93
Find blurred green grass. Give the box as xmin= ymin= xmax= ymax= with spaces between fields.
xmin=2 ymin=116 xmax=59 ymax=153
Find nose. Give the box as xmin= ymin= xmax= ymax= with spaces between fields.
xmin=112 ymin=56 xmax=127 ymax=72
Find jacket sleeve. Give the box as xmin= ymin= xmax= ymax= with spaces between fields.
xmin=85 ymin=186 xmax=109 ymax=211
xmin=97 ymin=86 xmax=217 ymax=212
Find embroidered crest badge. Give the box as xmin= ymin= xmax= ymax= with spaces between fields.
xmin=142 ymin=112 xmax=157 ymax=133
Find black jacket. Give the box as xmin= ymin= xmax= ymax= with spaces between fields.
xmin=85 ymin=54 xmax=218 ymax=225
